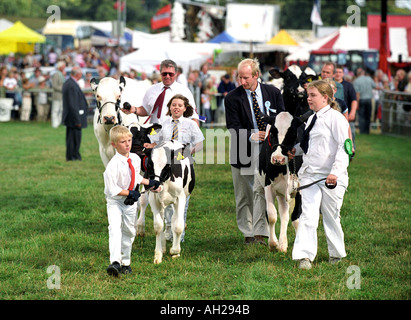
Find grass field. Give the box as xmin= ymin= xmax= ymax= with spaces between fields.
xmin=0 ymin=121 xmax=410 ymax=301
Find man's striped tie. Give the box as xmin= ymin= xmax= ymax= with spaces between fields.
xmin=172 ymin=119 xmax=179 ymax=140
xmin=251 ymin=91 xmax=266 ymax=131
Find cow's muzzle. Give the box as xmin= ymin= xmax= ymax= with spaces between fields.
xmin=103 ymin=116 xmax=117 ymax=125
xmin=271 ymin=154 xmax=287 ymax=166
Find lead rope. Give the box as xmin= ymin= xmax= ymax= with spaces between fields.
xmin=291 ymin=157 xmax=299 ymax=197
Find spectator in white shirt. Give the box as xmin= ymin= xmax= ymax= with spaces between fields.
xmin=3 ymin=70 xmax=19 ymax=119
xmin=289 ymin=80 xmax=350 ymax=270
xmin=36 ymin=76 xmax=50 ymax=122
xmin=176 ymin=66 xmax=188 ymax=87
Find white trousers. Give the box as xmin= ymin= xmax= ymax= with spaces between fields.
xmin=20 ymin=96 xmax=32 ymax=121
xmin=292 ymin=176 xmax=348 ymax=262
xmin=51 ymin=100 xmax=63 ymax=128
xmin=231 ymin=166 xmax=269 ymax=238
xmin=107 ymin=198 xmax=137 ymax=265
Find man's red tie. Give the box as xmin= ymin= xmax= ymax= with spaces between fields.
xmin=127 ymin=158 xmax=135 ymax=190
xmin=144 ymin=86 xmax=169 ymax=124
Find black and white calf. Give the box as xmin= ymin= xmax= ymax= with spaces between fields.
xmin=144 ymin=140 xmax=195 ymax=264
xmin=128 ymin=122 xmax=162 ymax=238
xmin=258 ymin=111 xmax=306 ymax=253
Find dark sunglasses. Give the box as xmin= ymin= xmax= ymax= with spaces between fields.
xmin=161 ymin=72 xmax=175 ymax=77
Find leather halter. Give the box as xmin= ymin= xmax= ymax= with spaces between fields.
xmin=96 ymin=99 xmax=122 ymax=127
xmin=267 ymin=132 xmax=290 ymax=152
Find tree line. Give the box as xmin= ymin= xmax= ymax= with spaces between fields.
xmin=0 ymin=0 xmax=409 ymax=33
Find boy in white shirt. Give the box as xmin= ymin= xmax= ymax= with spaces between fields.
xmin=104 ymin=126 xmax=160 ymax=276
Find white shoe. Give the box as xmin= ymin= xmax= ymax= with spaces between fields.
xmin=299 ymin=258 xmax=312 ymax=270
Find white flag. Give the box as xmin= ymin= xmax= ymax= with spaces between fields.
xmin=310 ymin=3 xmax=323 ymax=26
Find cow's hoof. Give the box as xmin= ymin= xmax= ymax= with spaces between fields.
xmin=170 ymin=248 xmax=181 ymax=256
xmin=136 ymin=225 xmax=145 ymax=237
xmin=269 ymin=240 xmax=278 ymax=252
xmin=278 ymin=240 xmax=288 ymax=253
xmin=171 ymin=254 xmax=180 ymax=259
xmin=278 ymin=246 xmax=288 ymax=253
xmin=154 ymin=252 xmax=163 ymax=264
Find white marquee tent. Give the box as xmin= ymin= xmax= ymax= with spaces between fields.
xmin=120 ymin=42 xmax=220 ymax=75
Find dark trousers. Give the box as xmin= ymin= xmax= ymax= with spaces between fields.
xmin=66 ymin=126 xmax=82 ymax=161
xmin=358 ymin=99 xmax=372 ymax=134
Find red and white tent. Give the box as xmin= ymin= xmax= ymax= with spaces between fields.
xmin=286 ymin=14 xmax=411 ymax=66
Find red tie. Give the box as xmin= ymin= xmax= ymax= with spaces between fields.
xmin=127 ymin=158 xmax=135 ymax=190
xmin=144 ymin=86 xmax=169 ymax=124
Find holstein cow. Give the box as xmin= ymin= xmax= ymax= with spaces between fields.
xmin=258 ymin=111 xmax=309 ymax=253
xmin=268 ymin=65 xmax=319 ymax=117
xmin=267 ymin=65 xmax=318 ymax=173
xmin=144 ymin=140 xmax=195 ymax=264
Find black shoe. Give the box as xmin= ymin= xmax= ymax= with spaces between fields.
xmin=107 ymin=262 xmax=121 ymax=277
xmin=254 ymin=235 xmax=267 ymax=246
xmin=121 ymin=265 xmax=132 ymax=275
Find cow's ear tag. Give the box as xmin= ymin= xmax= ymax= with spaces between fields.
xmin=177 ymin=152 xmax=184 ymax=160
xmin=150 ymin=128 xmax=157 ymax=135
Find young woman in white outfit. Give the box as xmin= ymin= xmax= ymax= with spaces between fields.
xmin=289 ymin=80 xmax=350 ymax=270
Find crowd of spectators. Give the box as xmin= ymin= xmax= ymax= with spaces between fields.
xmin=0 ymin=47 xmax=239 ymax=126
xmin=1 ymin=46 xmax=409 ymax=128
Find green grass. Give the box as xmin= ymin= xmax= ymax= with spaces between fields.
xmin=0 ymin=121 xmax=410 ymax=300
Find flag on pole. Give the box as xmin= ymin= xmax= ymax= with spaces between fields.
xmin=113 ymin=1 xmax=125 ymax=11
xmin=151 ymin=4 xmax=172 ymax=30
xmin=310 ymin=0 xmax=323 ymax=26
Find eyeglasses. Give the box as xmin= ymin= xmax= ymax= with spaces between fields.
xmin=161 ymin=72 xmax=175 ymax=77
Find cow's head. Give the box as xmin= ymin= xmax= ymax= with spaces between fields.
xmin=300 ymin=67 xmax=321 ymax=86
xmin=129 ymin=123 xmax=162 ymax=157
xmin=269 ymin=65 xmax=319 ymax=117
xmin=260 ymin=111 xmax=305 ymax=166
xmin=90 ymin=76 xmax=126 ymax=128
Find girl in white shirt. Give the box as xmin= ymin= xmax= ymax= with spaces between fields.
xmin=144 ymin=94 xmax=204 ymax=153
xmin=290 ymin=80 xmax=350 ymax=270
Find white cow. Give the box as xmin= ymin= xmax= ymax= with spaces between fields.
xmin=144 ymin=141 xmax=195 ymax=264
xmin=90 ymin=76 xmax=148 ymax=167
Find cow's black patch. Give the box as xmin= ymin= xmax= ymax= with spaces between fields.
xmin=183 ymin=166 xmax=188 ymax=187
xmin=188 ymin=164 xmax=195 ymax=194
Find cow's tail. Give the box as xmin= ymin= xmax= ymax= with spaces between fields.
xmin=291 ymin=191 xmax=302 ymax=222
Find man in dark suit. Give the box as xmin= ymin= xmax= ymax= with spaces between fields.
xmin=225 ymin=58 xmax=285 ymax=245
xmin=62 ymin=67 xmax=88 ymax=161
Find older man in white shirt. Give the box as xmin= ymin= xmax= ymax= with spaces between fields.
xmin=122 ymin=59 xmax=199 ymax=125
xmin=290 ymin=80 xmax=350 ymax=270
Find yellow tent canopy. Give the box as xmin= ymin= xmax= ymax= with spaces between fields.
xmin=267 ymin=29 xmax=298 ymax=46
xmin=0 ymin=21 xmax=46 ymax=55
